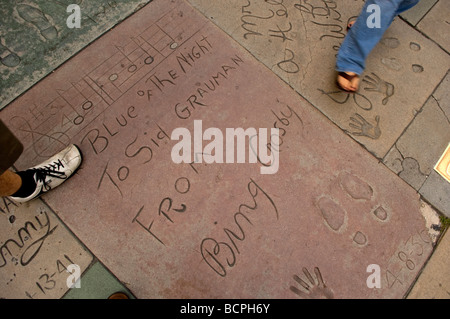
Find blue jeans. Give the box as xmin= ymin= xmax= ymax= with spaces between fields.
xmin=336 ymin=0 xmax=420 ymax=75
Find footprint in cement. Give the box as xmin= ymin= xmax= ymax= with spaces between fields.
xmin=338 ymin=171 xmax=373 ymax=201
xmin=410 ymin=42 xmax=421 ymax=52
xmin=410 ymin=42 xmax=424 ymax=73
xmin=315 ymin=172 xmax=381 ymax=247
xmin=381 ymin=57 xmax=403 ymax=71
xmin=316 ymin=195 xmax=370 ymax=247
xmin=352 ymin=231 xmax=367 ymax=246
xmin=380 ymin=37 xmax=400 ymax=49
xmin=16 ymin=4 xmax=58 ymax=41
xmin=412 ymin=64 xmax=424 ymax=73
xmin=372 ymin=205 xmax=388 ymax=222
xmin=380 ymin=38 xmax=424 ymax=73
xmin=317 ymin=196 xmax=346 ymax=232
xmin=0 ymin=37 xmax=21 ymax=67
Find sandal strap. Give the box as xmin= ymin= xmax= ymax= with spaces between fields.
xmin=338 ymin=72 xmax=359 ymax=81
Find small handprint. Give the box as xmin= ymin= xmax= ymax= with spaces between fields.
xmin=362 ymin=73 xmax=395 ymax=105
xmin=348 ymin=113 xmax=381 ymax=139
xmin=290 ymin=267 xmax=334 ymax=299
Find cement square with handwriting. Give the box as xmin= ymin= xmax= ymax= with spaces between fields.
xmin=188 ymin=0 xmax=450 ymax=159
xmin=0 ymin=199 xmax=93 ymax=299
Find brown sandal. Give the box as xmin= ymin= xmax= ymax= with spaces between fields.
xmin=346 ymin=18 xmax=357 ymax=31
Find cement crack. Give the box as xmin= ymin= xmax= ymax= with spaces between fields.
xmin=432 ymin=95 xmax=450 ymax=125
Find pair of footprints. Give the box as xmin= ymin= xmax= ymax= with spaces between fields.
xmin=316 ymin=171 xmax=389 ymax=247
xmin=380 ymin=37 xmax=424 ymax=73
xmin=1 ymin=3 xmax=59 ymax=67
xmin=289 ymin=172 xmax=388 ymax=299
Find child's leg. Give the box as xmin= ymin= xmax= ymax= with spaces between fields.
xmin=336 ymin=0 xmax=400 ymax=76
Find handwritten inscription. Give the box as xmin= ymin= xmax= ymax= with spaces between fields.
xmin=132 ymin=176 xmax=191 ymax=246
xmin=201 ymin=179 xmax=278 ymax=277
xmin=174 ymin=54 xmax=245 ymax=120
xmin=197 ymin=99 xmax=305 ymax=277
xmin=143 ymin=36 xmax=213 ymax=98
xmin=130 ymin=96 xmax=304 ymax=275
xmin=0 ymin=195 xmax=91 ymax=299
xmin=25 ymin=254 xmax=77 ymax=298
xmin=0 ymin=210 xmax=57 ymax=268
xmin=7 ymin=8 xmax=203 ymax=164
xmin=238 ymin=0 xmax=347 ymax=76
xmin=94 ymin=121 xmax=170 ymax=197
xmin=240 ymin=0 xmax=300 ymax=74
xmin=0 ymin=197 xmax=19 ymax=217
xmin=384 ymin=230 xmax=432 ymax=289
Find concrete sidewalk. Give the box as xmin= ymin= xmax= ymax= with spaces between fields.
xmin=0 ymin=0 xmax=449 ymax=299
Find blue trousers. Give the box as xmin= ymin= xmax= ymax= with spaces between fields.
xmin=336 ymin=0 xmax=420 ymax=75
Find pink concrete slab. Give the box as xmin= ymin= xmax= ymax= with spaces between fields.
xmin=0 ymin=0 xmax=435 ymax=298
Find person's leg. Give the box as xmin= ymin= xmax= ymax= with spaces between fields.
xmin=0 ymin=119 xmax=83 ymax=203
xmin=336 ymin=0 xmax=419 ymax=91
xmin=0 ymin=170 xmax=22 ymax=197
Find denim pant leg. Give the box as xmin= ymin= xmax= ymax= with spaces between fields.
xmin=396 ymin=0 xmax=421 ymax=15
xmin=336 ymin=0 xmax=419 ymax=75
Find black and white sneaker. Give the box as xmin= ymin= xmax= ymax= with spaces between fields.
xmin=10 ymin=144 xmax=82 ymax=203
